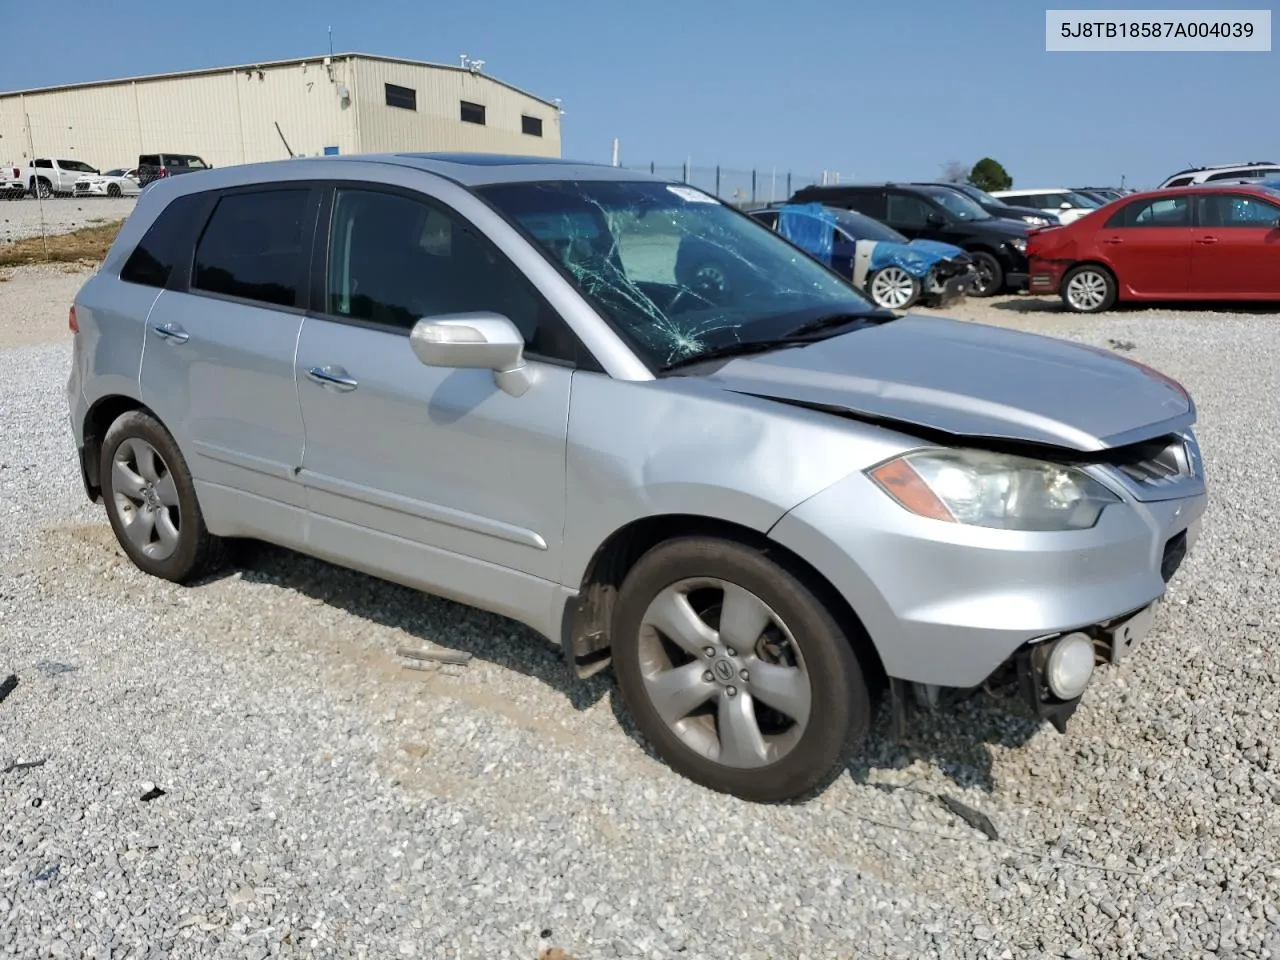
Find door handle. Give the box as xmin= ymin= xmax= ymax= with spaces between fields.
xmin=306 ymin=365 xmax=359 ymax=391
xmin=1102 ymin=237 xmax=1123 ymax=245
xmin=151 ymin=322 xmax=189 ymax=344
xmin=1195 ymin=236 xmax=1219 ymax=244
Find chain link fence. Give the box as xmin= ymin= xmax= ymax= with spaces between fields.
xmin=619 ymin=163 xmax=847 ymax=207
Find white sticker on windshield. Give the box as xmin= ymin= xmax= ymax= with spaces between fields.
xmin=666 ymin=185 xmax=719 ymax=204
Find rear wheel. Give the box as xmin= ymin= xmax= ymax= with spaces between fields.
xmin=612 ymin=536 xmax=871 ymax=802
xmin=867 ymin=266 xmax=922 ymax=310
xmin=32 ymin=179 xmax=51 ymax=200
xmin=100 ymin=410 xmax=226 ymax=584
xmin=1061 ymin=264 xmax=1117 ymax=313
xmin=968 ymin=250 xmax=1004 ymax=297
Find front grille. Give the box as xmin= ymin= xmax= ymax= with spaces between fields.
xmin=1108 ymin=435 xmax=1194 ymax=490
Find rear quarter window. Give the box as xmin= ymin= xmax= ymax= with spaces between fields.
xmin=119 ymin=193 xmax=211 ymax=288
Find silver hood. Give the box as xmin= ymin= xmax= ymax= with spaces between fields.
xmin=702 ymin=315 xmax=1194 ymax=452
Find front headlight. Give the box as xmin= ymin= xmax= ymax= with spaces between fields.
xmin=1022 ymin=215 xmax=1050 ymax=226
xmin=1008 ymin=237 xmax=1028 ymax=253
xmin=867 ymin=448 xmax=1121 ymax=531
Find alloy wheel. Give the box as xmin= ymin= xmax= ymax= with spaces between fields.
xmin=636 ymin=577 xmax=812 ymax=769
xmin=1065 ymin=269 xmax=1110 ymax=311
xmin=869 ymin=267 xmax=917 ymax=309
xmin=111 ymin=437 xmax=182 ymax=561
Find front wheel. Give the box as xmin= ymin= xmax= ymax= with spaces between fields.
xmin=32 ymin=180 xmax=51 ymax=200
xmin=107 ymin=183 xmax=122 ymax=198
xmin=612 ymin=536 xmax=871 ymax=802
xmin=967 ymin=251 xmax=1004 ymax=297
xmin=1061 ymin=264 xmax=1117 ymax=313
xmin=867 ymin=266 xmax=922 ymax=311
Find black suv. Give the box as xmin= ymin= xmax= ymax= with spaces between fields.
xmin=137 ymin=153 xmax=211 ymax=188
xmin=788 ymin=183 xmax=1029 ymax=296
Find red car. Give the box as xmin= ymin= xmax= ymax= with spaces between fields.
xmin=1027 ymin=184 xmax=1280 ymax=313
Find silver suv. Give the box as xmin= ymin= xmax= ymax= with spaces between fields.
xmin=67 ymin=153 xmax=1208 ymax=801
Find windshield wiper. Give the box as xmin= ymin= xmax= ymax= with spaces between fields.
xmin=660 ymin=312 xmax=889 ymax=373
xmin=782 ymin=310 xmax=892 ymax=338
xmin=660 ymin=338 xmax=810 ymax=372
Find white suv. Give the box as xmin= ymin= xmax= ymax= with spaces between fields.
xmin=1158 ymin=161 xmax=1280 ymax=189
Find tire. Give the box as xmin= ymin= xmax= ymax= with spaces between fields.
xmin=867 ymin=266 xmax=922 ymax=311
xmin=99 ymin=410 xmax=226 ymax=584
xmin=967 ymin=250 xmax=1004 ymax=297
xmin=32 ymin=179 xmax=51 ymax=200
xmin=107 ymin=183 xmax=121 ymax=198
xmin=612 ymin=536 xmax=871 ymax=802
xmin=1061 ymin=264 xmax=1117 ymax=313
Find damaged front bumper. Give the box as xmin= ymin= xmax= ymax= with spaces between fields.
xmin=889 ymin=523 xmax=1192 ymax=738
xmin=923 ymin=263 xmax=977 ymax=308
xmin=923 ymin=254 xmax=977 ymax=305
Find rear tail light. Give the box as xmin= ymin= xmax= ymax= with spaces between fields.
xmin=68 ymin=306 xmax=78 ymax=334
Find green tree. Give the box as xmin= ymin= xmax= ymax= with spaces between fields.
xmin=969 ymin=157 xmax=1012 ymax=192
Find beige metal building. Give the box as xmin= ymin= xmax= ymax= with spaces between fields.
xmin=0 ymin=53 xmax=563 ymax=171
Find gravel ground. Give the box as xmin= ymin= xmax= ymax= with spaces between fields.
xmin=2 ymin=267 xmax=1279 ymax=959
xmin=0 ymin=195 xmax=136 ymax=244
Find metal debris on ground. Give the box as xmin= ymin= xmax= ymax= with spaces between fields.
xmin=1107 ymin=338 xmax=1137 ymax=352
xmin=2 ymin=758 xmax=47 ymax=774
xmin=939 ymin=794 xmax=1000 ymax=841
xmin=139 ymin=786 xmax=166 ymax=802
xmin=0 ymin=673 xmax=17 ymax=705
xmin=33 ymin=660 xmax=77 ymax=677
xmin=396 ymin=645 xmax=473 ymax=667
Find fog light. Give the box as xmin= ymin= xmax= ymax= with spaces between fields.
xmin=1045 ymin=632 xmax=1095 ymax=700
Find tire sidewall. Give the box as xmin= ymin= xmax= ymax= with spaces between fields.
xmin=99 ymin=411 xmax=207 ymax=582
xmin=968 ymin=250 xmax=1003 ymax=297
xmin=1061 ymin=265 xmax=1116 ymax=313
xmin=612 ymin=537 xmax=869 ymax=801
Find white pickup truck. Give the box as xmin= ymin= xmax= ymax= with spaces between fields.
xmin=26 ymin=158 xmax=101 ymax=198
xmin=1 ymin=162 xmax=26 ymax=199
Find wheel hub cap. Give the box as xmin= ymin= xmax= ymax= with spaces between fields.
xmin=636 ymin=577 xmax=812 ymax=769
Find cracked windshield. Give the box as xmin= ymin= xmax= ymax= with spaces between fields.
xmin=479 ymin=179 xmax=879 ymax=369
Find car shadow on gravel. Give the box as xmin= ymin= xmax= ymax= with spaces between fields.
xmin=227 ymin=542 xmax=614 ymax=713
xmin=844 ymin=693 xmax=1044 ymax=794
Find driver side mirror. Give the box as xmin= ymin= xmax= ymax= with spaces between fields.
xmin=409 ymin=312 xmax=535 ymax=397
xmin=1060 ymin=202 xmax=1072 ymax=209
xmin=925 ymin=212 xmax=947 ymax=227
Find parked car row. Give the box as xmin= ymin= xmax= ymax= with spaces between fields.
xmin=1 ymin=152 xmax=211 ymax=199
xmin=785 ymin=182 xmax=1034 ymax=298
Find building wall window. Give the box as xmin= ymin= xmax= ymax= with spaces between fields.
xmin=521 ymin=115 xmax=543 ymax=137
xmin=460 ymin=100 xmax=486 ymax=125
xmin=385 ymin=83 xmax=417 ymax=111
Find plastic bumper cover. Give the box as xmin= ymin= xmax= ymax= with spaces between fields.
xmin=769 ymin=467 xmax=1207 ymax=689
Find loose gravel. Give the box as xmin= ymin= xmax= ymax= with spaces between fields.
xmin=2 ymin=269 xmax=1279 ymax=959
xmin=0 ymin=195 xmax=136 ymax=244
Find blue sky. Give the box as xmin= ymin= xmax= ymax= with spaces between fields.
xmin=2 ymin=0 xmax=1274 ymax=189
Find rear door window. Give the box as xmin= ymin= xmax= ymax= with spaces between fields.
xmin=841 ymin=190 xmax=887 ymax=219
xmin=1105 ymin=196 xmax=1191 ymax=228
xmin=192 ymin=189 xmax=313 ymax=308
xmin=885 ymin=193 xmax=933 ymax=228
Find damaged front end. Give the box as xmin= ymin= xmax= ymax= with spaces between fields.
xmin=922 ymin=254 xmax=977 ymax=308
